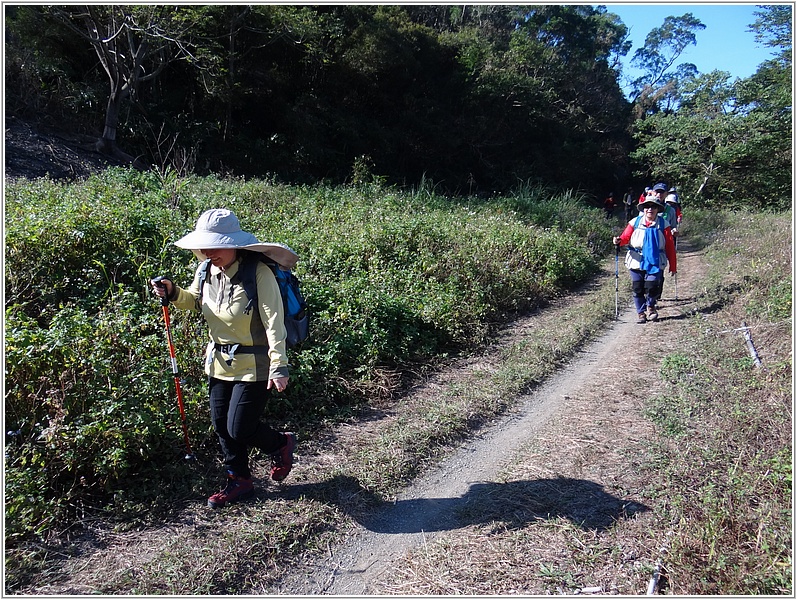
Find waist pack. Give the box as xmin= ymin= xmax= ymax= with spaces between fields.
xmin=199 ymin=249 xmax=309 ymax=348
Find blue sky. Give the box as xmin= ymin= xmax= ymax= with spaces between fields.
xmin=599 ymin=3 xmax=779 ymax=94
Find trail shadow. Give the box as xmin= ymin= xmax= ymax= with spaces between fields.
xmin=660 ymin=297 xmax=695 ymax=306
xmin=656 ymin=313 xmax=691 ymax=323
xmin=273 ymin=475 xmax=649 ymax=534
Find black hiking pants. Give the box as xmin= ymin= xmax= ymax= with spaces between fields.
xmin=208 ymin=377 xmax=286 ymax=479
xmin=629 ymin=269 xmax=663 ymax=313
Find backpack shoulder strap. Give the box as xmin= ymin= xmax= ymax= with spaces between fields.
xmin=237 ymin=252 xmax=263 ymax=315
xmin=197 ymin=258 xmax=212 ymax=305
xmin=197 ymin=253 xmax=276 ymax=316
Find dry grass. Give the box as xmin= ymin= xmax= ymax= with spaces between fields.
xmin=369 ymin=212 xmax=792 ymax=595
xmin=374 ymin=308 xmax=670 ymax=595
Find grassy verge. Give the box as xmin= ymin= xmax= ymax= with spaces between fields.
xmin=642 ymin=209 xmax=792 ymax=594
xmin=342 ymin=271 xmax=620 ymax=499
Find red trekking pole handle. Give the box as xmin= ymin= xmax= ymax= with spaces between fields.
xmin=153 ymin=277 xmax=194 ymax=460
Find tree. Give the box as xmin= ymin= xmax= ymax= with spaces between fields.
xmin=631 ymin=52 xmax=791 ymax=210
xmin=46 ymin=5 xmax=198 ymax=166
xmin=5 ymin=6 xmax=100 ymax=124
xmin=631 ymin=71 xmax=740 ymax=203
xmin=628 ymin=14 xmax=705 ymax=116
xmin=6 ymin=4 xmax=635 ymax=194
xmin=749 ymin=4 xmax=792 ymax=61
xmin=627 ymin=6 xmax=792 ymax=209
xmin=736 ymin=5 xmax=792 ymax=207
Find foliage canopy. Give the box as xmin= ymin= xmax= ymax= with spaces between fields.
xmin=6 ymin=5 xmax=790 ymax=207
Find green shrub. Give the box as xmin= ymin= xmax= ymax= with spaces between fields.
xmin=4 ymin=170 xmax=195 ymax=318
xmin=5 ymin=289 xmax=207 ymax=541
xmin=4 ymin=169 xmax=610 ymax=542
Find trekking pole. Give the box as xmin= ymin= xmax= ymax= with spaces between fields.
xmin=153 ymin=277 xmax=195 ymax=460
xmin=674 ymin=236 xmax=678 ymax=300
xmin=614 ymin=243 xmax=620 ymax=319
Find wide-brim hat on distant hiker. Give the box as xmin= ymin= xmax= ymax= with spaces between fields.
xmin=174 ymin=208 xmax=299 ymax=268
xmin=638 ymin=196 xmax=665 ymax=211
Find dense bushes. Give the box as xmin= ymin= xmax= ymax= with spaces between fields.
xmin=5 ymin=169 xmax=613 ymax=542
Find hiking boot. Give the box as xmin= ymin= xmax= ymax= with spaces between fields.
xmin=207 ymin=471 xmax=254 ymax=509
xmin=270 ymin=432 xmax=297 ymax=482
xmin=648 ymin=306 xmax=659 ymax=321
xmin=637 ymin=312 xmax=647 ymax=324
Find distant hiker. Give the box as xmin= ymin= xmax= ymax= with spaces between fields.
xmin=638 ymin=187 xmax=650 ymax=205
xmin=613 ymin=195 xmax=677 ymax=323
xmin=652 ymin=182 xmax=681 ymax=235
xmin=623 ymin=187 xmax=636 ymax=221
xmin=665 ymin=186 xmax=683 ymax=229
xmin=151 ymin=208 xmax=298 ymax=509
xmin=603 ymin=192 xmax=616 ymax=219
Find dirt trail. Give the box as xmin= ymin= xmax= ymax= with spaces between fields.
xmin=276 ymin=240 xmax=704 ymax=595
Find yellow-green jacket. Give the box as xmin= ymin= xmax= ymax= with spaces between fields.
xmin=171 ymin=257 xmax=289 ymax=382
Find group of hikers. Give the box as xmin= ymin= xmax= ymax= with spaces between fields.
xmin=608 ymin=182 xmax=682 ymax=324
xmin=151 ymin=184 xmax=683 ymax=508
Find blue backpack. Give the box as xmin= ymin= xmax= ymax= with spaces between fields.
xmin=198 ymin=250 xmax=309 ymax=348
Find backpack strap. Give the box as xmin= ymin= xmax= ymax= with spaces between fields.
xmin=197 ymin=251 xmax=266 ymax=315
xmin=197 ymin=258 xmax=211 ymax=307
xmin=634 ymin=214 xmax=665 ymax=231
xmin=235 ymin=252 xmax=260 ymax=315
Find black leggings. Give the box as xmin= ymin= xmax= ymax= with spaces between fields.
xmin=208 ymin=378 xmax=286 ymax=478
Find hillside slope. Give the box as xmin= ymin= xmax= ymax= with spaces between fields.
xmin=5 ymin=117 xmax=125 ymax=180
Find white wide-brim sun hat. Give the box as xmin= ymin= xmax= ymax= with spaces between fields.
xmin=174 ymin=208 xmax=299 ymax=269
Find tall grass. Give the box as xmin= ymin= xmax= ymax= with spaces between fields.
xmin=4 ymin=168 xmax=614 ymax=546
xmin=644 ymin=209 xmax=792 ymax=594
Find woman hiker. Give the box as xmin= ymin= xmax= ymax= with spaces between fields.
xmin=613 ymin=195 xmax=677 ymax=323
xmin=151 ymin=208 xmax=297 ymax=508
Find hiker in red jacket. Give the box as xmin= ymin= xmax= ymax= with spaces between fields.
xmin=613 ymin=195 xmax=677 ymax=323
xmin=603 ymin=192 xmax=616 ymax=219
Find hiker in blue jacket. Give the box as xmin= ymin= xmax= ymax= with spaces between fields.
xmin=613 ymin=196 xmax=677 ymax=323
